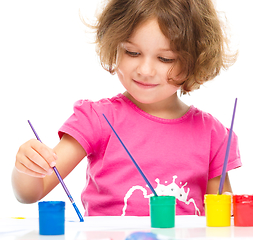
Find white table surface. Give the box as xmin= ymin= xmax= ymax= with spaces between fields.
xmin=0 ymin=216 xmax=253 ymax=239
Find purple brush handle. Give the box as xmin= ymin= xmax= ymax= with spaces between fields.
xmin=52 ymin=167 xmax=73 ymax=201
xmin=28 ymin=121 xmax=71 ymax=196
xmin=103 ymin=114 xmax=158 ymax=197
xmin=27 ymin=120 xmax=84 ymax=222
xmin=218 ymin=98 xmax=237 ymax=195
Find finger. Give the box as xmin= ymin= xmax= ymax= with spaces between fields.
xmin=19 ymin=139 xmax=57 ymax=170
xmin=16 ymin=139 xmax=57 ymax=176
xmin=30 ymin=140 xmax=57 ymax=168
xmin=22 ymin=146 xmax=52 ymax=173
xmin=223 ymin=192 xmax=233 ymax=196
xmin=16 ymin=151 xmax=53 ymax=176
xmin=15 ymin=160 xmax=47 ymax=178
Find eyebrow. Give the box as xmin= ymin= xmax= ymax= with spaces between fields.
xmin=158 ymin=48 xmax=173 ymax=52
xmin=124 ymin=40 xmax=173 ymax=52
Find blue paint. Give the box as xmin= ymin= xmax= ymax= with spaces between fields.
xmin=125 ymin=232 xmax=158 ymax=240
xmin=73 ymin=202 xmax=84 ymax=222
xmin=38 ymin=201 xmax=65 ymax=235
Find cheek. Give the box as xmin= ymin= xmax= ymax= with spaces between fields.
xmin=116 ymin=66 xmax=128 ymax=87
xmin=117 ymin=57 xmax=126 ymax=73
xmin=116 ymin=68 xmax=124 ymax=83
xmin=116 ymin=57 xmax=133 ymax=78
xmin=169 ymin=62 xmax=185 ymax=81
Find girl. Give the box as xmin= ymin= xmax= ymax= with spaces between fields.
xmin=12 ymin=0 xmax=241 ymax=216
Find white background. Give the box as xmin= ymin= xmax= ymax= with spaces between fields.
xmin=0 ymin=0 xmax=252 ymax=219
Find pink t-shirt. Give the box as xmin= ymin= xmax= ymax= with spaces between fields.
xmin=59 ymin=94 xmax=241 ymax=216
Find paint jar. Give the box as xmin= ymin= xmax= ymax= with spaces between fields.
xmin=233 ymin=194 xmax=253 ymax=226
xmin=125 ymin=232 xmax=158 ymax=240
xmin=204 ymin=194 xmax=231 ymax=227
xmin=150 ymin=196 xmax=176 ymax=228
xmin=38 ymin=201 xmax=65 ymax=235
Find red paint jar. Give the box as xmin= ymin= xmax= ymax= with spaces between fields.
xmin=233 ymin=195 xmax=253 ymax=226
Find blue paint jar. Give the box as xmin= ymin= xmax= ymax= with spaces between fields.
xmin=125 ymin=232 xmax=158 ymax=240
xmin=38 ymin=201 xmax=65 ymax=235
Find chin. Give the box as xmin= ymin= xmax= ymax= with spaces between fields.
xmin=134 ymin=96 xmax=161 ymax=105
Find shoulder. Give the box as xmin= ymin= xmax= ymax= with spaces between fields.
xmin=71 ymin=93 xmax=133 ymax=131
xmin=186 ymin=106 xmax=230 ymax=144
xmin=190 ymin=106 xmax=226 ymax=129
xmin=73 ymin=94 xmax=128 ymax=114
xmin=59 ymin=94 xmax=129 ymax=155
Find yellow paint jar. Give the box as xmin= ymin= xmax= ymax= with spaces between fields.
xmin=204 ymin=194 xmax=231 ymax=227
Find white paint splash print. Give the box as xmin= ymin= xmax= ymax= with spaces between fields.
xmin=121 ymin=175 xmax=200 ymax=216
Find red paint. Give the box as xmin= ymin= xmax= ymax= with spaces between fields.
xmin=233 ymin=195 xmax=253 ymax=226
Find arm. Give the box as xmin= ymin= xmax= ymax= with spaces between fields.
xmin=12 ymin=134 xmax=87 ymax=203
xmin=206 ymin=172 xmax=232 ymax=194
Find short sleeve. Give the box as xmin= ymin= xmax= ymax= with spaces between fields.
xmin=208 ymin=122 xmax=241 ymax=179
xmin=58 ymin=99 xmax=103 ymax=156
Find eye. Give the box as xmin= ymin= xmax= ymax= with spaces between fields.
xmin=125 ymin=50 xmax=140 ymax=57
xmin=158 ymin=57 xmax=175 ymax=63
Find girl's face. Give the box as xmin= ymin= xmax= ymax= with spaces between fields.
xmin=116 ymin=18 xmax=182 ymax=107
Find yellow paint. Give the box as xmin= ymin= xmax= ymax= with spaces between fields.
xmin=204 ymin=194 xmax=231 ymax=227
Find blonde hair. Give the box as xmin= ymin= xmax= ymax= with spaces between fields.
xmin=89 ymin=0 xmax=237 ymax=94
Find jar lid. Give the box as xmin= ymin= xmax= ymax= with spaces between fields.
xmin=204 ymin=194 xmax=231 ymax=204
xmin=233 ymin=194 xmax=253 ymax=204
xmin=39 ymin=201 xmax=65 ymax=211
xmin=150 ymin=196 xmax=176 ymax=205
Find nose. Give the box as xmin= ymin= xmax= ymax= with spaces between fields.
xmin=137 ymin=57 xmax=156 ymax=77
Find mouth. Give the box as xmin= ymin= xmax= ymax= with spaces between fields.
xmin=133 ymin=80 xmax=159 ymax=89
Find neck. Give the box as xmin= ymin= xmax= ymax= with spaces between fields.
xmin=123 ymin=92 xmax=189 ymax=119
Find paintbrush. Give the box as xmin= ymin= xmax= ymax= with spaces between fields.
xmin=103 ymin=114 xmax=158 ymax=197
xmin=28 ymin=120 xmax=84 ymax=222
xmin=218 ymin=98 xmax=238 ymax=195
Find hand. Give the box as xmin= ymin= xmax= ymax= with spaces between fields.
xmin=223 ymin=191 xmax=232 ymax=196
xmin=15 ymin=139 xmax=57 ymax=178
xmin=223 ymin=191 xmax=234 ymax=216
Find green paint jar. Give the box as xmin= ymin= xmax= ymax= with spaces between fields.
xmin=150 ymin=196 xmax=176 ymax=228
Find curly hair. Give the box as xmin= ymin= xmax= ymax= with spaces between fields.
xmin=88 ymin=0 xmax=237 ymax=94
